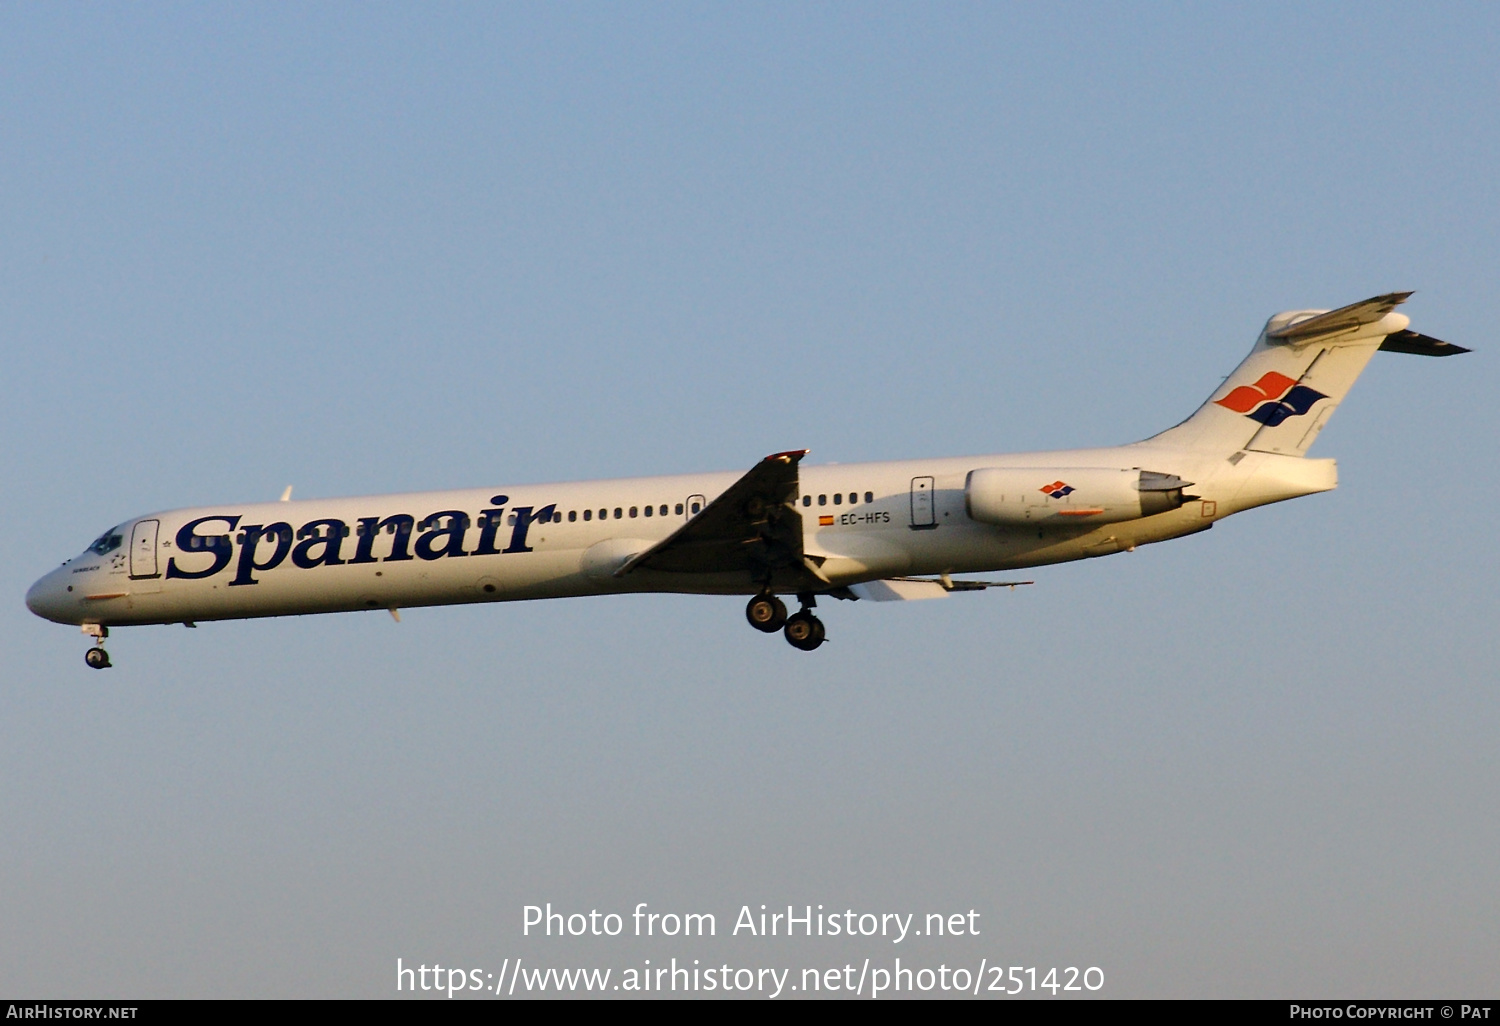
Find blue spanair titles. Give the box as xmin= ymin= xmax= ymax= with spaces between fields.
xmin=164 ymin=495 xmax=560 ymax=585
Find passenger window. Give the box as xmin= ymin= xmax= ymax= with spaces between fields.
xmin=691 ymin=502 xmax=701 ymax=514
xmin=802 ymin=495 xmax=811 ymax=507
xmin=834 ymin=493 xmax=842 ymax=505
xmin=675 ymin=503 xmax=684 ymax=515
xmin=568 ymin=510 xmax=577 ymax=522
xmin=614 ymin=508 xmax=623 ymax=519
xmin=818 ymin=495 xmax=827 ymax=506
xmin=644 ymin=505 xmax=653 ymax=517
xmin=659 ymin=505 xmax=668 ymax=516
xmin=865 ymin=491 xmax=873 ymax=503
xmin=629 ymin=506 xmax=638 ymax=518
xmin=583 ymin=509 xmax=592 ymax=521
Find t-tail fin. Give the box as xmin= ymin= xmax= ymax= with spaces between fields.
xmin=1147 ymin=292 xmax=1467 ymax=457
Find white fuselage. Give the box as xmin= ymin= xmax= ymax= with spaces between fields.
xmin=25 ymin=439 xmax=1336 ymax=628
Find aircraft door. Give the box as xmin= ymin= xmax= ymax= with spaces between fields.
xmin=130 ymin=519 xmax=160 ymax=578
xmin=685 ymin=494 xmax=706 ymax=520
xmin=910 ymin=477 xmax=936 ymax=529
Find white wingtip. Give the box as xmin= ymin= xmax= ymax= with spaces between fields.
xmin=279 ymin=486 xmax=293 ymax=502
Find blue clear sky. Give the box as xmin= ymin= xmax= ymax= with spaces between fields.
xmin=2 ymin=3 xmax=1496 ymax=998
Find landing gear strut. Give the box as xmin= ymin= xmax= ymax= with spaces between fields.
xmin=82 ymin=624 xmax=111 ymax=670
xmin=782 ymin=593 xmax=825 ymax=651
xmin=745 ymin=593 xmax=788 ymax=633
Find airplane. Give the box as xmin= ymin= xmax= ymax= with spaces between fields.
xmin=27 ymin=292 xmax=1466 ymax=668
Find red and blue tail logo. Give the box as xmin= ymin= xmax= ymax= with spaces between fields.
xmin=1215 ymin=371 xmax=1327 ymax=427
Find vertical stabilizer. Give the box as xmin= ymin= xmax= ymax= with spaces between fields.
xmin=1147 ymin=293 xmax=1414 ymax=457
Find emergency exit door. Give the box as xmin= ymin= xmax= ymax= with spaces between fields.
xmin=909 ymin=477 xmax=936 ymax=529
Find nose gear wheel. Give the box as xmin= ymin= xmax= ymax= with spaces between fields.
xmin=81 ymin=624 xmax=111 ymax=669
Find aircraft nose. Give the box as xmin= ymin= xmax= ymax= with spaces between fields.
xmin=26 ymin=569 xmax=77 ymax=624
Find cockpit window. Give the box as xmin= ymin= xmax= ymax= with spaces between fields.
xmin=87 ymin=529 xmax=125 ymax=556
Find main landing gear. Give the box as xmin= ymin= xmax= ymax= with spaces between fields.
xmin=82 ymin=624 xmax=112 ymax=670
xmin=745 ymin=594 xmax=788 ymax=633
xmin=745 ymin=593 xmax=825 ymax=651
xmin=783 ymin=609 xmax=825 ymax=651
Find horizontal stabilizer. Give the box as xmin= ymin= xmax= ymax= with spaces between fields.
xmin=1267 ymin=292 xmax=1412 ymax=340
xmin=1378 ymin=329 xmax=1471 ymax=357
xmin=849 ymin=576 xmax=1033 ymax=602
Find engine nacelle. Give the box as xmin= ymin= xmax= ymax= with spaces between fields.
xmin=965 ymin=467 xmax=1192 ymax=527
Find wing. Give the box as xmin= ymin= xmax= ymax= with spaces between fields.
xmin=615 ymin=450 xmax=820 ymax=583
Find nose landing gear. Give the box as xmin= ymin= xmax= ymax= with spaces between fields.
xmin=82 ymin=624 xmax=112 ymax=670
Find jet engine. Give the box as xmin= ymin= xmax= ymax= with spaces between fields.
xmin=964 ymin=468 xmax=1193 ymax=527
